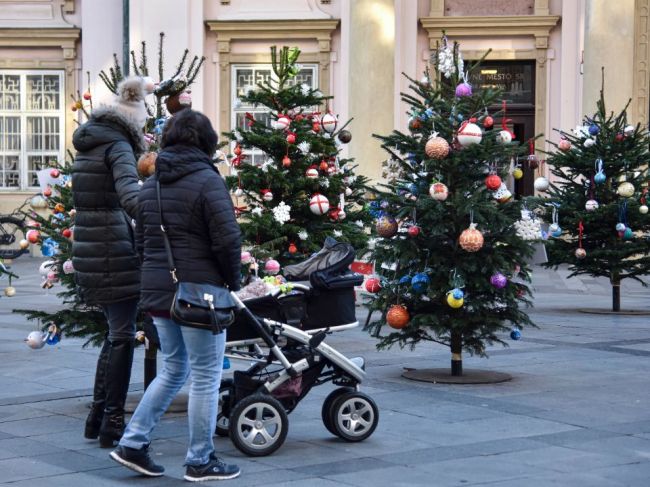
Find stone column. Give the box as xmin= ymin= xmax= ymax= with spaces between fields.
xmin=582 ymin=0 xmax=635 ymax=116
xmin=347 ymin=0 xmax=395 ymax=180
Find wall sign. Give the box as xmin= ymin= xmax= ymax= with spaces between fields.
xmin=468 ymin=61 xmax=535 ymax=105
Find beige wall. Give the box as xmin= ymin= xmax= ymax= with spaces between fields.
xmin=348 ymin=0 xmax=395 ymax=180
xmin=583 ymin=0 xmax=636 ymax=116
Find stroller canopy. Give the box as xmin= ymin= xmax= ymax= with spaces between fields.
xmin=284 ymin=238 xmax=355 ymax=283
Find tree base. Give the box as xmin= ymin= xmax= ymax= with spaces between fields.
xmin=402 ymin=368 xmax=512 ymax=384
xmin=578 ymin=308 xmax=650 ymax=316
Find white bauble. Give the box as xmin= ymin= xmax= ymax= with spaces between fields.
xmin=640 ymin=205 xmax=649 ymax=214
xmin=4 ymin=286 xmax=16 ymax=297
xmin=585 ymin=199 xmax=599 ymax=211
xmin=25 ymin=331 xmax=46 ymax=350
xmin=345 ymin=187 xmax=353 ymax=196
xmin=62 ymin=260 xmax=74 ymax=274
xmin=321 ymin=113 xmax=338 ymax=133
xmin=617 ymin=182 xmax=635 ymax=198
xmin=584 ymin=138 xmax=596 ymax=148
xmin=624 ymin=125 xmax=635 ymax=136
xmin=616 ymin=222 xmax=626 ymax=232
xmin=457 ymin=122 xmax=482 ymax=147
xmin=496 ymin=130 xmax=512 ymax=144
xmin=275 ymin=116 xmax=291 ymax=131
xmin=234 ymin=188 xmax=244 ymax=197
xmin=534 ymin=177 xmax=550 ymax=192
xmin=309 ymin=194 xmax=330 ymax=215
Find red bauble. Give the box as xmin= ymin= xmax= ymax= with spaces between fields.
xmin=50 ymin=168 xmax=60 ymax=178
xmin=365 ymin=277 xmax=381 ymax=293
xmin=485 ymin=174 xmax=502 ymax=191
xmin=233 ymin=145 xmax=242 ymax=156
xmin=62 ymin=228 xmax=72 ymax=238
xmin=26 ymin=229 xmax=40 ymax=244
xmin=483 ymin=116 xmax=494 ymax=129
xmin=312 ymin=121 xmax=321 ymax=132
xmin=319 ymin=160 xmax=329 ymax=171
xmin=43 ymin=186 xmax=52 ymax=198
xmin=407 ymin=226 xmax=420 ymax=237
xmin=288 ymin=243 xmax=297 ymax=254
xmin=386 ymin=305 xmax=409 ymax=329
xmin=282 ymin=155 xmax=292 ymax=168
xmin=286 ymin=133 xmax=296 ymax=144
xmin=328 ymin=208 xmax=341 ymax=221
xmin=83 ymin=91 xmax=92 ymax=101
xmin=615 ymin=133 xmax=625 ymax=142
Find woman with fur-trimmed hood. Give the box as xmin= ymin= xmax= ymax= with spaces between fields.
xmin=72 ymin=77 xmax=146 ymax=448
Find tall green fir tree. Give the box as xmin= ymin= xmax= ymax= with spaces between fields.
xmin=541 ymin=72 xmax=650 ymax=311
xmin=364 ymin=36 xmax=535 ymax=377
xmin=223 ymin=46 xmax=371 ymax=276
xmin=12 ymin=34 xmax=204 ymax=346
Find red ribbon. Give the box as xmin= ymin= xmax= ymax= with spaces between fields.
xmin=578 ymin=220 xmax=584 ymax=248
xmin=501 ymin=100 xmax=515 ymax=139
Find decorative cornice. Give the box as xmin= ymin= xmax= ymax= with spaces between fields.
xmin=0 ymin=28 xmax=80 ymax=52
xmin=420 ymin=15 xmax=560 ymax=39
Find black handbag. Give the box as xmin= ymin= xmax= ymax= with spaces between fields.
xmin=156 ymin=180 xmax=236 ymax=334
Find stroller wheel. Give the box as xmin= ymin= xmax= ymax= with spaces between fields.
xmin=321 ymin=387 xmax=353 ymax=435
xmin=215 ymin=379 xmax=234 ymax=437
xmin=229 ymin=393 xmax=288 ymax=457
xmin=330 ymin=391 xmax=379 ymax=442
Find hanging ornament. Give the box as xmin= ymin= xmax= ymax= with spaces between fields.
xmin=43 ymin=186 xmax=52 ymax=198
xmin=490 ymin=273 xmax=508 ymax=289
xmin=365 ymin=277 xmax=381 ymax=293
xmin=588 ymin=123 xmax=600 ymax=136
xmin=485 ymin=173 xmax=502 ymax=191
xmin=512 ymin=166 xmax=523 ymax=180
xmin=261 ymin=189 xmax=274 ymax=202
xmin=575 ymin=221 xmax=586 ymax=259
xmin=446 ymin=289 xmax=464 ymax=308
xmin=275 ymin=115 xmax=291 ymax=131
xmin=514 ymin=209 xmax=542 ymax=240
xmin=62 ymin=259 xmax=74 ymax=274
xmin=29 ymin=195 xmax=48 ymax=209
xmin=321 ymin=112 xmax=338 ymax=133
xmin=264 ymin=259 xmax=281 ymax=275
xmin=534 ymin=177 xmax=549 ymax=192
xmin=309 ymin=193 xmax=330 ymax=215
xmin=233 ymin=144 xmax=242 ymax=156
xmin=62 ymin=228 xmax=73 ymax=239
xmin=510 ymin=327 xmax=522 ymax=340
xmin=338 ymin=130 xmax=352 ymax=143
xmin=640 ymin=205 xmax=648 ymax=214
xmin=407 ymin=225 xmax=420 ymax=237
xmin=585 ymin=199 xmax=599 ymax=211
xmin=411 ymin=273 xmax=430 ymax=293
xmin=558 ymin=138 xmax=571 ymax=151
xmin=617 ymin=182 xmax=635 ymax=198
xmin=459 ymin=218 xmax=484 ymax=252
xmin=457 ymin=120 xmax=482 ymax=146
xmin=549 ymin=207 xmax=562 ymax=237
xmin=497 ymin=101 xmax=515 ymax=144
xmin=425 ymin=133 xmax=450 ymax=159
xmin=455 ymin=80 xmax=472 ymax=97
xmin=386 ymin=305 xmax=410 ymax=329
xmin=53 ymin=203 xmax=65 ymax=214
xmin=493 ymin=182 xmax=513 ymax=203
xmin=594 ymin=158 xmax=606 ymax=184
xmin=19 ymin=239 xmax=29 ymax=250
xmin=615 ymin=222 xmax=626 ymax=232
xmin=305 ymin=167 xmax=319 ymax=179
xmin=483 ymin=115 xmax=494 ymax=129
xmin=327 ymin=165 xmax=337 ymax=176
xmin=345 ymin=187 xmax=353 ymax=197
xmin=49 ymin=168 xmax=60 ymax=178
xmin=25 ymin=331 xmax=47 ymax=350
xmin=575 ymin=248 xmax=587 ymax=259
xmin=615 ymin=133 xmax=625 ymax=143
xmin=234 ymin=187 xmax=244 ymax=197
xmin=375 ymin=215 xmax=398 ymax=238
xmin=282 ymin=155 xmax=292 ymax=168
xmin=319 ymin=160 xmax=329 ymax=172
xmin=408 ymin=116 xmax=422 ymax=132
xmin=624 ymin=227 xmax=634 ymax=240
xmin=4 ymin=285 xmax=16 ymax=297
xmin=429 ymin=182 xmax=449 ymax=201
xmin=584 ymin=138 xmax=596 ymax=148
xmin=288 ymin=242 xmax=298 ymax=255
xmin=286 ymin=132 xmax=296 ymax=144
xmin=26 ymin=229 xmax=40 ymax=244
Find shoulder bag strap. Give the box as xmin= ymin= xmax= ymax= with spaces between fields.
xmin=156 ymin=180 xmax=178 ymax=284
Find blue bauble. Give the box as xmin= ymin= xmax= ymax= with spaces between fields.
xmin=399 ymin=275 xmax=412 ymax=285
xmin=41 ymin=238 xmax=59 ymax=257
xmin=424 ymin=108 xmax=434 ymax=120
xmin=46 ymin=333 xmax=60 ymax=345
xmin=452 ymin=288 xmax=464 ymax=300
xmin=594 ymin=172 xmax=606 ymax=184
xmin=510 ymin=328 xmax=522 ymax=340
xmin=552 ymin=227 xmax=563 ymax=238
xmin=368 ymin=201 xmax=382 ymax=218
xmin=407 ymin=183 xmax=419 ymax=195
xmin=588 ymin=124 xmax=600 ymax=136
xmin=411 ymin=273 xmax=430 ymax=293
xmin=624 ymin=227 xmax=634 ymax=240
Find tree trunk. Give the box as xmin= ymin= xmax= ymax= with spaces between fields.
xmin=612 ymin=280 xmax=621 ymax=312
xmin=450 ymin=331 xmax=462 ymax=376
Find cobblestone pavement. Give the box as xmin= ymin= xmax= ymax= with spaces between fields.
xmin=0 ymin=257 xmax=649 ymax=486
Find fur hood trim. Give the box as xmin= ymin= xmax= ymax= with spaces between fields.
xmin=90 ymin=106 xmax=146 ymax=154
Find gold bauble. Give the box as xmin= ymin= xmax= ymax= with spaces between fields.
xmin=4 ymin=286 xmax=16 ymax=297
xmin=512 ymin=167 xmax=524 ymax=180
xmin=459 ymin=223 xmax=484 ymax=252
xmin=425 ymin=136 xmax=450 ymax=159
xmin=375 ymin=215 xmax=398 ymax=238
xmin=386 ymin=305 xmax=410 ymax=329
xmin=446 ymin=293 xmax=464 ymax=308
xmin=19 ymin=239 xmax=30 ymax=250
xmin=617 ymin=182 xmax=635 ymax=198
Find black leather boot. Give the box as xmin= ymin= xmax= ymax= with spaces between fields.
xmin=99 ymin=339 xmax=134 ymax=448
xmin=85 ymin=338 xmax=110 ymax=439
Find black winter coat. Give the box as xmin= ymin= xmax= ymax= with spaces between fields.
xmin=136 ymin=144 xmax=242 ymax=312
xmin=71 ymin=107 xmax=144 ymax=304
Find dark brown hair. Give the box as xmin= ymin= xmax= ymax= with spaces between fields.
xmin=160 ymin=109 xmax=218 ymax=156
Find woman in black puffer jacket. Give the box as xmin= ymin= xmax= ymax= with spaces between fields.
xmin=72 ymin=77 xmax=146 ymax=447
xmin=111 ymin=110 xmax=241 ymax=481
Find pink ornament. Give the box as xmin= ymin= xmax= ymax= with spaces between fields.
xmin=490 ymin=273 xmax=507 ymax=289
xmin=558 ymin=139 xmax=571 ymax=151
xmin=264 ymin=259 xmax=280 ymax=275
xmin=62 ymin=260 xmax=74 ymax=274
xmin=455 ymin=82 xmax=472 ymax=97
xmin=241 ymin=251 xmax=252 ymax=264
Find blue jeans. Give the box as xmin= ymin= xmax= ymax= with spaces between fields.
xmin=119 ymin=317 xmax=226 ymax=466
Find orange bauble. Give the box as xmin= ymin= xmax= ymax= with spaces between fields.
xmin=288 ymin=243 xmax=297 ymax=254
xmin=53 ymin=203 xmax=65 ymax=214
xmin=137 ymin=152 xmax=157 ymax=177
xmin=425 ymin=135 xmax=450 ymax=159
xmin=386 ymin=305 xmax=410 ymax=329
xmin=319 ymin=160 xmax=329 ymax=171
xmin=459 ymin=223 xmax=484 ymax=252
xmin=485 ymin=174 xmax=502 ymax=191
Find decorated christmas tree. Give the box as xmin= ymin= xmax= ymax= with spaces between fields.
xmin=223 ymin=46 xmax=370 ymax=277
xmin=13 ymin=34 xmax=204 ymax=346
xmin=542 ymin=73 xmax=650 ymax=311
xmin=364 ymin=37 xmax=535 ymax=378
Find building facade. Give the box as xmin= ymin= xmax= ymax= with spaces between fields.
xmin=0 ymin=0 xmax=648 ymax=214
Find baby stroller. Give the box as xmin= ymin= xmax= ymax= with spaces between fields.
xmin=219 ymin=238 xmax=379 ymax=456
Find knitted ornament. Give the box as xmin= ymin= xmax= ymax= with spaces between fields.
xmin=429 ymin=182 xmax=449 ymax=201
xmin=496 ymin=130 xmax=513 ymax=144
xmin=485 ymin=174 xmax=502 ymax=191
xmin=457 ymin=121 xmax=482 ymax=146
xmin=309 ymin=193 xmax=330 ymax=215
xmin=386 ymin=305 xmax=409 ymax=329
xmin=425 ymin=135 xmax=450 ymax=159
xmin=514 ymin=212 xmax=542 ymax=240
xmin=264 ymin=259 xmax=281 ymax=275
xmin=261 ymin=189 xmax=274 ymax=202
xmin=493 ymin=182 xmax=512 ymax=203
xmin=459 ymin=223 xmax=484 ymax=252
xmin=375 ymin=215 xmax=398 ymax=238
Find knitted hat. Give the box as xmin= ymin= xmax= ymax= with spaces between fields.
xmin=113 ymin=77 xmax=148 ymax=128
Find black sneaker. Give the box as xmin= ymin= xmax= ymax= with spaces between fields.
xmin=110 ymin=444 xmax=165 ymax=477
xmin=184 ymin=455 xmax=241 ymax=482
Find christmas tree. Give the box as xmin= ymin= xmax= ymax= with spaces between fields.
xmin=364 ymin=37 xmax=535 ymax=377
xmin=541 ymin=72 xmax=650 ymax=311
xmin=223 ymin=46 xmax=370 ymax=276
xmin=13 ymin=35 xmax=204 ymax=346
